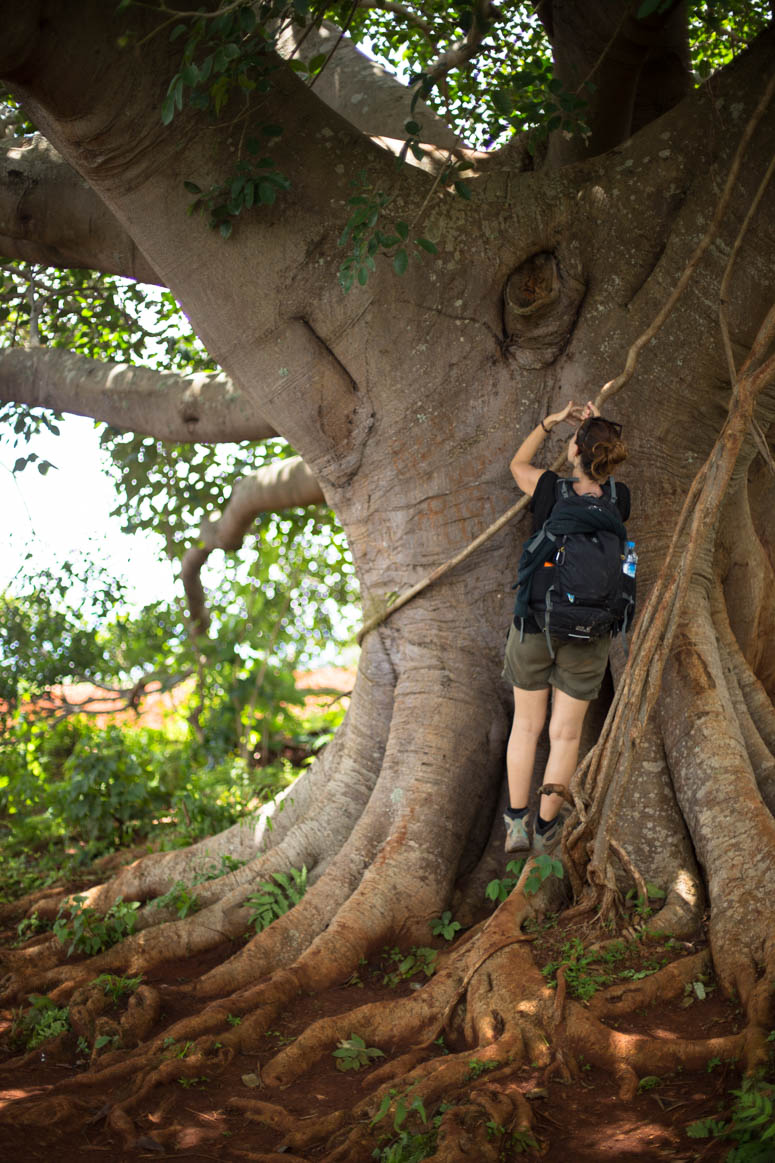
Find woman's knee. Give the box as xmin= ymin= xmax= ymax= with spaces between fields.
xmin=547 ymin=718 xmax=583 ymax=747
xmin=547 ymin=692 xmax=589 ymax=745
xmin=511 ymin=713 xmax=545 ymax=741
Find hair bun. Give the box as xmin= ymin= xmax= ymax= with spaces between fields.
xmin=578 ymin=418 xmax=628 ymax=481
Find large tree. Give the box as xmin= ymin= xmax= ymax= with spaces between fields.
xmin=1 ymin=1 xmax=775 ymax=1156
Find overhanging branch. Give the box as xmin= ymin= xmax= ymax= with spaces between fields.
xmin=181 ymin=455 xmax=324 ymax=636
xmin=0 ymin=136 xmax=160 ymax=282
xmin=0 ymin=346 xmax=278 ymax=443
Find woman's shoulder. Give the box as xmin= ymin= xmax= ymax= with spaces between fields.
xmin=529 ymin=469 xmax=559 ymax=506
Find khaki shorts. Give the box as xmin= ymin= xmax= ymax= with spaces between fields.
xmin=502 ymin=622 xmax=611 ymax=702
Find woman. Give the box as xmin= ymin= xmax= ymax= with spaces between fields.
xmin=503 ymin=400 xmax=629 ymax=854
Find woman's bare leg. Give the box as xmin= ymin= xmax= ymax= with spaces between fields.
xmin=539 ymin=687 xmax=591 ymax=821
xmin=506 ymin=686 xmax=550 ymax=810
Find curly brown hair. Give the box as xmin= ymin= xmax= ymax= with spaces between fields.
xmin=575 ymin=417 xmax=628 ymax=482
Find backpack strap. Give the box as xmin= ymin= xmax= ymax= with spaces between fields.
xmin=608 ymin=475 xmax=617 ymax=504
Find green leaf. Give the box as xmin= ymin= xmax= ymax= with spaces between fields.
xmin=404 ymin=119 xmax=421 ymax=135
xmin=415 ymin=238 xmax=438 ymax=254
xmin=370 ymin=1093 xmax=391 ymax=1125
xmin=219 ymin=221 xmax=233 ymax=240
xmin=395 ymin=220 xmax=409 ymax=241
xmin=161 ymin=94 xmax=175 ymax=125
xmin=183 ymin=181 xmax=202 ymax=195
xmin=453 ymin=180 xmax=472 ymax=200
xmin=393 ymin=249 xmax=408 ymax=276
xmin=636 ymin=0 xmax=662 ymax=16
xmin=492 ymin=88 xmax=514 ymax=116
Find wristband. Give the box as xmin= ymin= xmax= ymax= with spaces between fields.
xmin=540 ymin=419 xmax=551 ymax=434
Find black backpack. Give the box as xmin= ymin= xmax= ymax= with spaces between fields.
xmin=516 ymin=478 xmax=635 ymax=653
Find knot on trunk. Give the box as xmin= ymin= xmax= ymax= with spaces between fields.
xmin=503 ymin=251 xmax=585 ymax=368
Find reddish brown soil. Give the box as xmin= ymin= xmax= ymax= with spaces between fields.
xmin=0 ymin=911 xmax=742 ymax=1163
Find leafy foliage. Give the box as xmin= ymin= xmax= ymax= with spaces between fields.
xmin=540 ymin=936 xmax=668 ymax=1002
xmin=370 ymin=1091 xmax=438 ymax=1162
xmin=0 ymin=558 xmax=124 ymax=715
xmin=246 ymin=865 xmax=308 ymax=932
xmin=55 ymin=725 xmax=170 ymax=849
xmin=428 ymin=911 xmax=461 ymax=941
xmin=332 ymin=1032 xmax=385 ymax=1071
xmin=94 ymin=973 xmax=144 ymax=1004
xmin=687 ymin=1078 xmax=775 ymax=1160
xmin=11 ymin=994 xmax=70 ymax=1050
xmin=485 ymin=858 xmax=526 ymax=903
xmin=523 ymin=852 xmax=564 ymax=896
xmin=379 ymin=946 xmax=437 ymax=988
xmin=52 ymin=894 xmax=140 ymax=956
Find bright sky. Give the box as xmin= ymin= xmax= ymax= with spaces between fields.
xmin=0 ymin=413 xmax=177 ymax=611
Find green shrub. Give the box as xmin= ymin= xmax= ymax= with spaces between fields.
xmin=52 ymin=725 xmax=167 ymax=849
xmin=169 ymin=756 xmax=258 ymax=842
xmin=12 ymin=994 xmax=71 ymax=1049
xmin=53 ymin=894 xmax=139 ymax=956
xmin=246 ymin=866 xmax=307 ymax=932
xmin=687 ymin=1077 xmax=775 ymax=1160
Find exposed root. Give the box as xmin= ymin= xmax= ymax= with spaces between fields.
xmin=564 ymin=1002 xmax=746 ymax=1100
xmin=588 ymin=949 xmax=710 ymax=1017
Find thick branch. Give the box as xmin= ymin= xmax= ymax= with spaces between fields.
xmin=276 ymin=19 xmax=463 ymax=148
xmin=0 ymin=345 xmax=278 ymax=443
xmin=182 ymin=456 xmax=324 ymax=635
xmin=0 ymin=136 xmax=159 ymax=281
xmin=542 ymin=0 xmax=692 ymax=165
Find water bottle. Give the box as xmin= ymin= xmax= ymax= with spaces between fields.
xmin=623 ymin=540 xmax=637 ymax=579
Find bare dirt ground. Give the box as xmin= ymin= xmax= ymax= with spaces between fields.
xmin=0 ymin=905 xmax=740 ymax=1162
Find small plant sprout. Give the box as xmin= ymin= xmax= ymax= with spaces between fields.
xmin=467 ymin=1058 xmax=500 ymax=1080
xmin=15 ymin=912 xmax=48 ymax=944
xmin=94 ymin=973 xmax=143 ymax=1003
xmin=381 ymin=946 xmax=437 ymax=988
xmin=12 ymin=994 xmax=70 ymax=1050
xmin=429 ymin=911 xmax=461 ymax=941
xmin=52 ymin=895 xmax=140 ymax=956
xmin=523 ymin=853 xmax=564 ymax=896
xmin=637 ymin=1075 xmax=662 ymax=1092
xmin=94 ymin=1033 xmax=120 ymax=1052
xmin=485 ymin=859 xmax=526 ymax=903
xmin=246 ymin=866 xmax=307 ymax=933
xmin=332 ymin=1033 xmax=385 ymax=1071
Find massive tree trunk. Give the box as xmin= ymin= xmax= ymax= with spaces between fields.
xmin=1 ymin=2 xmax=774 ymax=1156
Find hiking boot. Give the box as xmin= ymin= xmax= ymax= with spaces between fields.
xmin=503 ymin=812 xmax=530 ymax=853
xmin=532 ymin=815 xmax=563 ymax=855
